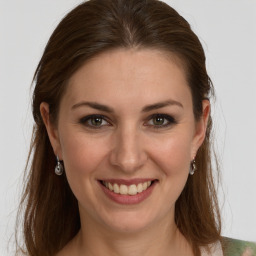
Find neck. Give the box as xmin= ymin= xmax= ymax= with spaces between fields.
xmin=69 ymin=210 xmax=193 ymax=256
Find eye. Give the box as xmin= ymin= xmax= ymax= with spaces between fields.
xmin=79 ymin=115 xmax=110 ymax=128
xmin=146 ymin=114 xmax=176 ymax=128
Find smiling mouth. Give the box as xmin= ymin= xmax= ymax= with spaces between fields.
xmin=100 ymin=180 xmax=157 ymax=196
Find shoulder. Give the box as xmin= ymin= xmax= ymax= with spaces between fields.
xmin=222 ymin=237 xmax=256 ymax=256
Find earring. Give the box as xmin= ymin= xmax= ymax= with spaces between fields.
xmin=55 ymin=155 xmax=64 ymax=175
xmin=189 ymin=159 xmax=197 ymax=175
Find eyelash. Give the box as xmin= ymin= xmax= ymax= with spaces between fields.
xmin=145 ymin=114 xmax=177 ymax=129
xmin=79 ymin=114 xmax=177 ymax=129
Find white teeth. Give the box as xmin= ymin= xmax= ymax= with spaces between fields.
xmin=102 ymin=181 xmax=152 ymax=195
xmin=142 ymin=182 xmax=148 ymax=190
xmin=128 ymin=184 xmax=137 ymax=195
xmin=120 ymin=184 xmax=128 ymax=195
xmin=113 ymin=183 xmax=119 ymax=193
xmin=108 ymin=183 xmax=114 ymax=191
xmin=137 ymin=183 xmax=143 ymax=193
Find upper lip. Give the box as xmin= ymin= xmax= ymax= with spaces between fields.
xmin=99 ymin=178 xmax=157 ymax=186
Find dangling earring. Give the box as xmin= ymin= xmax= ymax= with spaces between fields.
xmin=55 ymin=155 xmax=64 ymax=175
xmin=189 ymin=159 xmax=197 ymax=175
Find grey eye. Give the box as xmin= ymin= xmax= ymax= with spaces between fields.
xmin=89 ymin=117 xmax=104 ymax=126
xmin=152 ymin=116 xmax=167 ymax=126
xmin=146 ymin=114 xmax=176 ymax=128
xmin=80 ymin=115 xmax=110 ymax=128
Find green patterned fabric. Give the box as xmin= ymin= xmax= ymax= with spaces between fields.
xmin=223 ymin=237 xmax=256 ymax=256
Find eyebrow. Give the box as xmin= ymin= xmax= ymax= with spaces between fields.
xmin=142 ymin=100 xmax=183 ymax=112
xmin=71 ymin=101 xmax=114 ymax=113
xmin=71 ymin=99 xmax=183 ymax=113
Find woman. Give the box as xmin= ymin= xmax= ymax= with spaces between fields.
xmin=16 ymin=0 xmax=256 ymax=255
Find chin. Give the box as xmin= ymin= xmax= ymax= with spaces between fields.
xmin=107 ymin=218 xmax=151 ymax=234
xmin=99 ymin=208 xmax=160 ymax=234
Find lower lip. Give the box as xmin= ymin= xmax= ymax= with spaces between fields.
xmin=99 ymin=181 xmax=157 ymax=205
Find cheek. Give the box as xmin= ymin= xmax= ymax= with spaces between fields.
xmin=147 ymin=131 xmax=193 ymax=177
xmin=59 ymin=130 xmax=108 ymax=192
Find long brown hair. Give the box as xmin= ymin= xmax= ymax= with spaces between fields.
xmin=16 ymin=0 xmax=221 ymax=255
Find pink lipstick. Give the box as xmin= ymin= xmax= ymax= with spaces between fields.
xmin=98 ymin=179 xmax=157 ymax=205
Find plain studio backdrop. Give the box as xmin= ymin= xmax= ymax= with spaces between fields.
xmin=0 ymin=0 xmax=255 ymax=255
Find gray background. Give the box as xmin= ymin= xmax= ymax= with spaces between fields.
xmin=0 ymin=0 xmax=255 ymax=254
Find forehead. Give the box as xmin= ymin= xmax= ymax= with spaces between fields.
xmin=62 ymin=48 xmax=192 ymax=110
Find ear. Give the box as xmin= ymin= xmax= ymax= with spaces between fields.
xmin=191 ymin=100 xmax=210 ymax=159
xmin=40 ymin=102 xmax=62 ymax=159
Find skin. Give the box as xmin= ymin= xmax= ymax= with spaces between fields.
xmin=41 ymin=48 xmax=210 ymax=256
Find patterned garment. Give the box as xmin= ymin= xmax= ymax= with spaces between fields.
xmin=201 ymin=238 xmax=256 ymax=256
xmin=222 ymin=237 xmax=256 ymax=256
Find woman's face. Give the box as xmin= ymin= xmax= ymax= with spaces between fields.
xmin=41 ymin=48 xmax=209 ymax=233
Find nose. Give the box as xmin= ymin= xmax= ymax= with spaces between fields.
xmin=109 ymin=126 xmax=148 ymax=173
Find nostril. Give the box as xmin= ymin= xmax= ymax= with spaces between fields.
xmin=109 ymin=145 xmax=148 ymax=172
